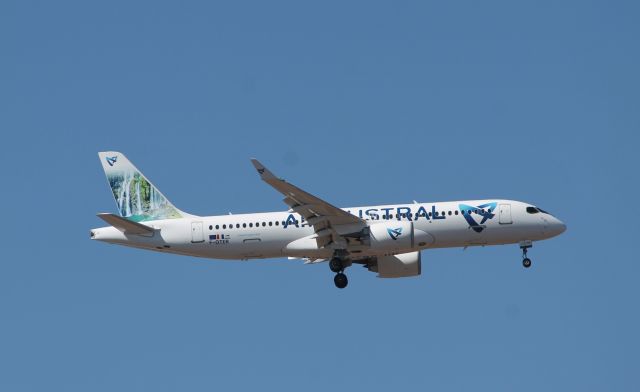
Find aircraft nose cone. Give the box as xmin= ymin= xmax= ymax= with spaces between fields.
xmin=551 ymin=217 xmax=566 ymax=236
xmin=559 ymin=221 xmax=567 ymax=234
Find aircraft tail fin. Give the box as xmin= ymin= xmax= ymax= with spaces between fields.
xmin=98 ymin=151 xmax=186 ymax=222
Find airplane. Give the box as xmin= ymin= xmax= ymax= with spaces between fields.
xmin=90 ymin=151 xmax=566 ymax=289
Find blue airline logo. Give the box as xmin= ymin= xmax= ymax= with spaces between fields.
xmin=106 ymin=156 xmax=118 ymax=166
xmin=387 ymin=227 xmax=403 ymax=240
xmin=458 ymin=202 xmax=497 ymax=233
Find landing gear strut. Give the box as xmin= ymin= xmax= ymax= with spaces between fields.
xmin=520 ymin=241 xmax=532 ymax=268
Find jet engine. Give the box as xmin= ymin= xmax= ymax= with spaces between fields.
xmin=367 ymin=221 xmax=433 ymax=252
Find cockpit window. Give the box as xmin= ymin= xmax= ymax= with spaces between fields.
xmin=527 ymin=206 xmax=551 ymax=214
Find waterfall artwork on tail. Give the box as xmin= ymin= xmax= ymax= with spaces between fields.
xmin=98 ymin=151 xmax=183 ymax=222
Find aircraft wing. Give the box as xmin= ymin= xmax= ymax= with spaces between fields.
xmin=251 ymin=159 xmax=366 ymax=249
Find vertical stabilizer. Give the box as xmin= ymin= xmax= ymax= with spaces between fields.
xmin=98 ymin=151 xmax=185 ymax=222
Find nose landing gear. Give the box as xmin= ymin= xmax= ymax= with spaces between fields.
xmin=520 ymin=241 xmax=532 ymax=268
xmin=329 ymin=256 xmax=349 ymax=289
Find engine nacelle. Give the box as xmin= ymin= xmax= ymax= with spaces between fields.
xmin=368 ymin=221 xmax=433 ymax=252
xmin=371 ymin=251 xmax=421 ymax=278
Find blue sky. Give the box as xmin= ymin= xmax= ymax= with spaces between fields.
xmin=1 ymin=1 xmax=639 ymax=390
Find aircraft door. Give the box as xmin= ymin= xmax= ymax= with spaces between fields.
xmin=499 ymin=204 xmax=512 ymax=224
xmin=191 ymin=221 xmax=204 ymax=243
xmin=241 ymin=238 xmax=263 ymax=259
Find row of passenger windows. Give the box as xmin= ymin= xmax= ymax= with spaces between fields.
xmin=207 ymin=209 xmax=490 ymax=230
xmin=209 ymin=220 xmax=286 ymax=230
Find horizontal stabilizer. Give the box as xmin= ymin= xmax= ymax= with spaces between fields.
xmin=97 ymin=213 xmax=155 ymax=235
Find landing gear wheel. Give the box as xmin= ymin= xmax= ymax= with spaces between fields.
xmin=520 ymin=241 xmax=533 ymax=269
xmin=334 ymin=273 xmax=348 ymax=289
xmin=329 ymin=258 xmax=343 ymax=273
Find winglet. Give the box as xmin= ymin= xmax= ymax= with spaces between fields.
xmin=250 ymin=158 xmax=278 ymax=181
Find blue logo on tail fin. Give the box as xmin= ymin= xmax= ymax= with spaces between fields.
xmin=387 ymin=227 xmax=403 ymax=240
xmin=106 ymin=156 xmax=118 ymax=167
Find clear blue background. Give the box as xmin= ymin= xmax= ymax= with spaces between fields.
xmin=1 ymin=1 xmax=638 ymax=390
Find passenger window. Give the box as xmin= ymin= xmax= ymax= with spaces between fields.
xmin=243 ymin=223 xmax=246 ymax=228
xmin=215 ymin=225 xmax=220 ymax=229
xmin=275 ymin=221 xmax=279 ymax=226
xmin=209 ymin=225 xmax=213 ymax=230
xmin=262 ymin=222 xmax=266 ymax=227
xmin=249 ymin=223 xmax=253 ymax=227
xmin=455 ymin=211 xmax=459 ymax=215
xmin=269 ymin=222 xmax=273 ymax=226
xmin=223 ymin=224 xmax=226 ymax=229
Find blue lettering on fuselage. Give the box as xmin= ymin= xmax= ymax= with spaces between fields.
xmin=380 ymin=207 xmax=394 ymax=219
xmin=354 ymin=205 xmax=450 ymax=221
xmin=365 ymin=208 xmax=379 ymax=220
xmin=279 ymin=203 xmax=496 ymax=232
xmin=396 ymin=207 xmax=412 ymax=221
xmin=431 ymin=205 xmax=445 ymax=220
xmin=414 ymin=206 xmax=428 ymax=221
xmin=283 ymin=213 xmax=299 ymax=228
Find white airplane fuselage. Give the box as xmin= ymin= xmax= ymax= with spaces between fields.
xmin=91 ymin=151 xmax=566 ymax=287
xmin=91 ymin=199 xmax=565 ymax=260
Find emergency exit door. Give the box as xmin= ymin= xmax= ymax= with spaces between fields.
xmin=499 ymin=204 xmax=512 ymax=224
xmin=191 ymin=221 xmax=204 ymax=243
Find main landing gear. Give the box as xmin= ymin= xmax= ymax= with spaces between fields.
xmin=334 ymin=272 xmax=348 ymax=289
xmin=520 ymin=241 xmax=533 ymax=268
xmin=329 ymin=257 xmax=349 ymax=289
